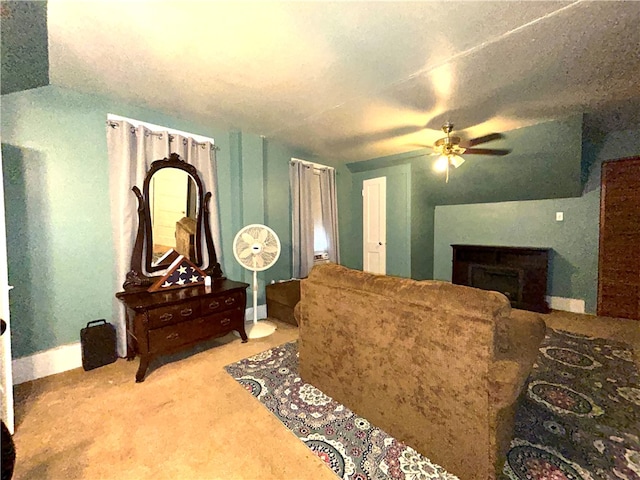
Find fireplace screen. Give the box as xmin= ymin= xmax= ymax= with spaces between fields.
xmin=469 ymin=264 xmax=523 ymax=303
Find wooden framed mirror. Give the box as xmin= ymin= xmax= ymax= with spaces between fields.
xmin=145 ymin=158 xmax=201 ymax=271
xmin=123 ymin=153 xmax=223 ymax=290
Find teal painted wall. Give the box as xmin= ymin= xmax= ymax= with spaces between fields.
xmin=1 ymin=84 xmax=297 ymax=357
xmin=433 ymin=128 xmax=640 ymax=314
xmin=343 ymin=164 xmax=411 ymax=278
xmin=218 ymin=131 xmax=242 ymax=280
xmin=263 ymin=142 xmax=295 ymax=284
xmin=335 ymin=163 xmax=356 ymax=269
xmin=227 ymin=131 xmax=265 ymax=293
xmin=410 ymin=166 xmax=434 ymax=280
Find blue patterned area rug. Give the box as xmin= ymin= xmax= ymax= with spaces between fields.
xmin=224 ymin=329 xmax=640 ymax=480
xmin=506 ymin=329 xmax=639 ymax=480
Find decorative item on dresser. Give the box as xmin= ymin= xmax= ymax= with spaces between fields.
xmin=116 ymin=153 xmax=249 ymax=382
xmin=451 ymin=244 xmax=551 ymax=313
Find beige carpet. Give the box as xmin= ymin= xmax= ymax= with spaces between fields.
xmin=10 ymin=312 xmax=640 ymax=480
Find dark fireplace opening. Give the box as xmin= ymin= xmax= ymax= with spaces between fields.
xmin=469 ymin=265 xmax=523 ymax=303
xmin=452 ymin=245 xmax=550 ymax=313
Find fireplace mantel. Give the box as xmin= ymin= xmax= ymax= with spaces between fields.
xmin=451 ymin=245 xmax=550 ymax=313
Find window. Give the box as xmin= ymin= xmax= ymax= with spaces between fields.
xmin=310 ymin=170 xmax=328 ymax=255
xmin=290 ymin=158 xmax=339 ymax=277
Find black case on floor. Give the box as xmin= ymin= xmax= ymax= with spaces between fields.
xmin=80 ymin=319 xmax=117 ymax=371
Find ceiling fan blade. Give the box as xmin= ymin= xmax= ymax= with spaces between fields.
xmin=463 ymin=148 xmax=511 ymax=156
xmin=329 ymin=124 xmax=428 ymax=148
xmin=462 ymin=133 xmax=504 ymax=147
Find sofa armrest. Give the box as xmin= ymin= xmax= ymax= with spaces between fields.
xmin=293 ymin=301 xmax=303 ymax=326
xmin=489 ymin=360 xmax=530 ymax=408
xmin=496 ymin=309 xmax=546 ymax=363
xmin=491 ymin=309 xmax=546 ymax=407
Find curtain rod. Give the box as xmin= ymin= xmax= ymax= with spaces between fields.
xmin=291 ymin=158 xmax=333 ymax=171
xmin=106 ymin=120 xmax=219 ymax=150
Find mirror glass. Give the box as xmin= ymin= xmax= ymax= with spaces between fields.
xmin=149 ymin=168 xmax=199 ymax=268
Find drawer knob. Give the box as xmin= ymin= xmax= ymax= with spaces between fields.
xmin=180 ymin=308 xmax=193 ymax=317
xmin=221 ymin=318 xmax=231 ymax=326
xmin=166 ymin=332 xmax=179 ymax=340
xmin=160 ymin=313 xmax=173 ymax=322
xmin=224 ymin=297 xmax=235 ymax=306
xmin=208 ymin=301 xmax=220 ymax=310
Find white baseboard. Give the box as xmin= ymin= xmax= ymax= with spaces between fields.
xmin=546 ymin=296 xmax=585 ymax=313
xmin=13 ymin=306 xmax=268 ymax=384
xmin=244 ymin=304 xmax=267 ymax=323
xmin=12 ymin=341 xmax=82 ymax=385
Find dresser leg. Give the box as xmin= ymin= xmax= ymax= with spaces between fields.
xmin=237 ymin=326 xmax=248 ymax=343
xmin=135 ymin=356 xmax=150 ymax=382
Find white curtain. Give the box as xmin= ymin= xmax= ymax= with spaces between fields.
xmin=107 ymin=120 xmax=221 ymax=356
xmin=289 ymin=159 xmax=315 ymax=278
xmin=318 ymin=167 xmax=340 ymax=264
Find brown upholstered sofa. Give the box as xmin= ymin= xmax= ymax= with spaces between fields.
xmin=295 ymin=263 xmax=546 ymax=480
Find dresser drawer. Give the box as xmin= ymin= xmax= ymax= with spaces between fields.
xmin=148 ymin=316 xmax=211 ymax=353
xmin=146 ymin=300 xmax=201 ymax=328
xmin=147 ymin=309 xmax=243 ymax=353
xmin=201 ymin=291 xmax=244 ymax=315
xmin=201 ymin=308 xmax=244 ymax=336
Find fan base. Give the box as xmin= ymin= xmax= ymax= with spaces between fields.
xmin=234 ymin=320 xmax=277 ymax=339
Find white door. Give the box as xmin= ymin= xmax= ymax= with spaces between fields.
xmin=363 ymin=177 xmax=386 ymax=274
xmin=0 ymin=150 xmax=14 ymax=433
xmin=151 ymin=169 xmax=189 ymax=252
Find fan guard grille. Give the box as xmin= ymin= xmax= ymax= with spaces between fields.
xmin=233 ymin=224 xmax=281 ymax=272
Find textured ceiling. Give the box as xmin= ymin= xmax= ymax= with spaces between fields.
xmin=47 ymin=1 xmax=640 ymax=162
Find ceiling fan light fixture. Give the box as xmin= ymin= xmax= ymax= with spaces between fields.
xmin=450 ymin=155 xmax=465 ymax=168
xmin=434 ymin=155 xmax=449 ymax=172
xmin=427 ymin=122 xmax=509 ymax=183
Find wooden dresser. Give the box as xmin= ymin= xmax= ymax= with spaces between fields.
xmin=117 ymin=279 xmax=249 ymax=382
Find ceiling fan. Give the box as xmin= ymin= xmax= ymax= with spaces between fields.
xmin=421 ymin=122 xmax=511 ymax=183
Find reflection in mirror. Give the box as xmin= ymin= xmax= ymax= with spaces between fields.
xmin=150 ymin=168 xmax=199 ymax=268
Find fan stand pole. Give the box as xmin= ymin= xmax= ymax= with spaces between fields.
xmin=241 ymin=262 xmax=277 ymax=340
xmin=252 ymin=269 xmax=258 ymax=325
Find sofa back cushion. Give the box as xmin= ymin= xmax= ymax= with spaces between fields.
xmin=298 ymin=263 xmax=512 ymax=479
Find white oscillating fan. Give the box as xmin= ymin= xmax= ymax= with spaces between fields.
xmin=233 ymin=224 xmax=281 ymax=339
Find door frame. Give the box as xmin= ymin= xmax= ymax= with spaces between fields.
xmin=0 ymin=149 xmax=14 ymax=433
xmin=362 ymin=176 xmax=387 ymax=274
